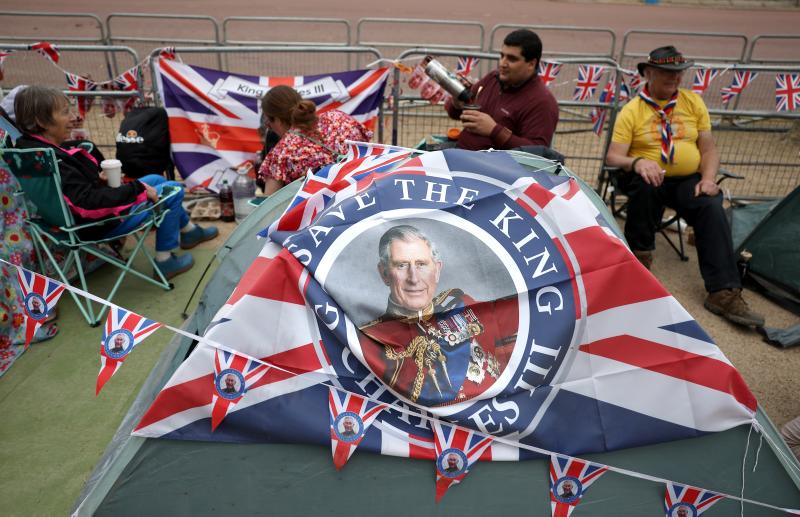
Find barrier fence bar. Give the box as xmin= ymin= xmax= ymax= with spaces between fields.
xmin=746 ymin=34 xmax=800 ymax=64
xmin=488 ymin=24 xmax=617 ymax=59
xmin=356 ymin=18 xmax=484 ymax=61
xmin=222 ymin=17 xmax=352 ymax=46
xmin=106 ymin=13 xmax=223 ymax=73
xmin=0 ymin=11 xmax=105 ymax=44
xmin=618 ymin=29 xmax=749 ymax=69
xmin=147 ymin=45 xmax=384 ymax=141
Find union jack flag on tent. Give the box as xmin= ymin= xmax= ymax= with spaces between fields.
xmin=539 ymin=60 xmax=563 ymax=87
xmin=691 ymin=68 xmax=720 ymax=95
xmin=456 ymin=56 xmax=479 ymax=77
xmin=573 ymin=65 xmax=605 ymax=101
xmin=663 ymin=482 xmax=724 ymax=516
xmin=775 ymin=73 xmax=800 ymax=112
xmin=154 ymin=58 xmax=390 ymax=190
xmin=65 ymin=72 xmax=97 ymax=119
xmin=328 ymin=387 xmax=388 ymax=470
xmin=721 ymin=70 xmax=758 ymax=105
xmin=15 ymin=266 xmax=65 ymax=349
xmin=549 ymin=456 xmax=609 ymax=517
xmin=96 ymin=307 xmax=162 ymax=395
xmin=211 ymin=348 xmax=271 ymax=431
xmin=133 ymin=148 xmax=757 ymax=474
xmin=432 ymin=420 xmax=493 ymax=501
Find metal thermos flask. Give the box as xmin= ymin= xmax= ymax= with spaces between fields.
xmin=424 ymin=57 xmax=473 ymax=103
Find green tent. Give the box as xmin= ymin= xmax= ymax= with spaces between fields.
xmin=72 ymin=154 xmax=800 ymax=516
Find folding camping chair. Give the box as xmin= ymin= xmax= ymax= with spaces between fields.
xmin=598 ymin=166 xmax=743 ymax=261
xmin=2 ymin=147 xmax=178 ymax=326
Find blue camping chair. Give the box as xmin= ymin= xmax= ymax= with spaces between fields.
xmin=2 ymin=147 xmax=178 ymax=326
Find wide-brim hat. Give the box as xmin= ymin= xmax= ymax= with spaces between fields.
xmin=637 ymin=46 xmax=694 ymax=76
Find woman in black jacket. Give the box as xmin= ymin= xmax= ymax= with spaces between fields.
xmin=14 ymin=85 xmax=217 ymax=280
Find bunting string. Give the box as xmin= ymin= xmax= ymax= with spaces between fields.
xmin=1 ymin=257 xmax=798 ymax=513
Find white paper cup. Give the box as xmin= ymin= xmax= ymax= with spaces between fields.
xmin=101 ymin=159 xmax=123 ymax=188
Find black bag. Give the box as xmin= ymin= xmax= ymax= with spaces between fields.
xmin=115 ymin=107 xmax=173 ymax=179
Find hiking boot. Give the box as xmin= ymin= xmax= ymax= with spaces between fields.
xmin=180 ymin=224 xmax=219 ymax=249
xmin=704 ymin=288 xmax=765 ymax=327
xmin=154 ymin=253 xmax=194 ymax=280
xmin=633 ymin=250 xmax=653 ymax=270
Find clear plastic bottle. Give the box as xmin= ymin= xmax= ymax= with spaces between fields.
xmin=218 ymin=180 xmax=235 ymax=222
xmin=232 ymin=172 xmax=256 ymax=223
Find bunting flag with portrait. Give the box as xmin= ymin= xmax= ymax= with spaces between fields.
xmin=96 ymin=307 xmax=162 ymax=395
xmin=549 ymin=456 xmax=608 ymax=517
xmin=328 ymin=387 xmax=388 ymax=470
xmin=154 ymin=58 xmax=390 ymax=190
xmin=134 ymin=148 xmax=757 ymax=482
xmin=15 ymin=266 xmax=65 ymax=349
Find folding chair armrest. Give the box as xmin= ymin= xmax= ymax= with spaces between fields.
xmin=61 ymin=185 xmax=182 ymax=232
xmin=717 ymin=167 xmax=744 ymax=185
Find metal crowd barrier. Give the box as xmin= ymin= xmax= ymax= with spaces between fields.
xmin=618 ymin=29 xmax=749 ymax=71
xmin=106 ymin=13 xmax=223 ymax=73
xmin=222 ymin=17 xmax=351 ymax=46
xmin=0 ymin=11 xmax=105 ymax=44
xmin=489 ymin=24 xmax=617 ymax=59
xmin=147 ymin=45 xmax=385 ymax=141
xmin=356 ymin=18 xmax=484 ymax=60
xmin=746 ymin=34 xmax=800 ymax=64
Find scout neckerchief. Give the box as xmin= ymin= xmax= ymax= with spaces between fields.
xmin=288 ymin=129 xmax=346 ymax=162
xmin=638 ymin=86 xmax=679 ymax=164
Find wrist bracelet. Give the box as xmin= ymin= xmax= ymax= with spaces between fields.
xmin=631 ymin=157 xmax=643 ymax=173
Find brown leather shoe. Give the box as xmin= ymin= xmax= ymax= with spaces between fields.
xmin=704 ymin=288 xmax=765 ymax=327
xmin=633 ymin=250 xmax=653 ymax=270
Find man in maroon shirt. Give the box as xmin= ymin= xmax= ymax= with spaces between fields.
xmin=445 ymin=29 xmax=559 ymax=151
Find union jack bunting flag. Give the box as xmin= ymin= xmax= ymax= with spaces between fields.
xmin=328 ymin=387 xmax=388 ymax=470
xmin=590 ymin=81 xmax=616 ymax=136
xmin=456 ymin=56 xmax=479 ymax=77
xmin=112 ymin=66 xmax=141 ymax=114
xmin=775 ymin=73 xmax=800 ymax=112
xmin=691 ymin=68 xmax=720 ymax=95
xmin=96 ymin=307 xmax=162 ymax=395
xmin=432 ymin=420 xmax=493 ymax=501
xmin=154 ymin=59 xmax=390 ymax=190
xmin=622 ymin=69 xmax=643 ymax=99
xmin=29 ymin=41 xmax=59 ymax=64
xmin=721 ymin=70 xmax=758 ymax=105
xmin=0 ymin=50 xmax=13 ymax=81
xmin=65 ymin=72 xmax=97 ymax=119
xmin=573 ymin=65 xmax=605 ymax=101
xmin=549 ymin=455 xmax=609 ymax=517
xmin=539 ymin=60 xmax=563 ymax=87
xmin=158 ymin=47 xmax=176 ymax=61
xmin=134 ymin=148 xmax=756 ymax=473
xmin=663 ymin=482 xmax=724 ymax=517
xmin=211 ymin=348 xmax=271 ymax=431
xmin=15 ymin=266 xmax=65 ymax=349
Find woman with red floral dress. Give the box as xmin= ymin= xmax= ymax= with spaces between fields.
xmin=258 ymin=85 xmax=372 ymax=195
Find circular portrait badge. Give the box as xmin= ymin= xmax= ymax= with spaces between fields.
xmin=24 ymin=293 xmax=48 ymax=321
xmin=333 ymin=411 xmax=364 ymax=442
xmin=437 ymin=448 xmax=468 ymax=478
xmin=104 ymin=329 xmax=134 ymax=359
xmin=668 ymin=503 xmax=697 ymax=517
xmin=553 ymin=476 xmax=583 ymax=504
xmin=215 ymin=368 xmax=246 ymax=400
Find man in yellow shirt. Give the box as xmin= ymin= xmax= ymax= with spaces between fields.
xmin=606 ymin=46 xmax=763 ymax=328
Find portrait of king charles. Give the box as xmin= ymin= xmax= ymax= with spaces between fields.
xmin=358 ymin=224 xmax=518 ymax=407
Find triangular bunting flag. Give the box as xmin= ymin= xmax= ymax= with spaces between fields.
xmin=721 ymin=70 xmax=758 ymax=105
xmin=96 ymin=307 xmax=162 ymax=395
xmin=158 ymin=47 xmax=176 ymax=61
xmin=0 ymin=49 xmax=14 ymax=81
xmin=776 ymin=73 xmax=800 ymax=112
xmin=210 ymin=348 xmax=270 ymax=431
xmin=15 ymin=266 xmax=65 ymax=349
xmin=549 ymin=455 xmax=609 ymax=517
xmin=456 ymin=56 xmax=479 ymax=78
xmin=691 ymin=68 xmax=720 ymax=95
xmin=328 ymin=387 xmax=388 ymax=470
xmin=65 ymin=72 xmax=97 ymax=119
xmin=664 ymin=482 xmax=724 ymax=516
xmin=590 ymin=80 xmax=616 ymax=136
xmin=29 ymin=41 xmax=60 ymax=64
xmin=538 ymin=60 xmax=563 ymax=87
xmin=432 ymin=420 xmax=493 ymax=502
xmin=573 ymin=65 xmax=605 ymax=101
